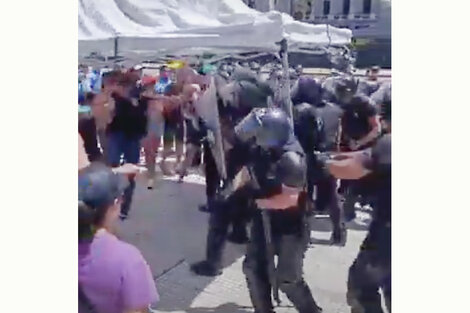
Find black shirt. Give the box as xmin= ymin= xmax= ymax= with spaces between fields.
xmin=107 ymin=93 xmax=148 ymax=137
xmin=293 ymin=103 xmax=325 ymax=155
xmin=78 ymin=116 xmax=102 ymax=162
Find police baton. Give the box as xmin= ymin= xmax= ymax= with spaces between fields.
xmin=246 ymin=165 xmax=281 ymax=306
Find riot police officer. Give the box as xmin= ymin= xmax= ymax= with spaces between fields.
xmin=326 ymin=99 xmax=391 ymax=313
xmin=321 ymin=74 xmax=358 ymax=108
xmin=190 ymin=70 xmax=274 ymax=276
xmin=228 ymin=107 xmax=323 ymax=313
xmin=309 ymin=96 xmax=348 ymax=245
xmin=291 ymin=76 xmax=346 ymax=245
xmin=338 ymin=94 xmax=381 ymax=221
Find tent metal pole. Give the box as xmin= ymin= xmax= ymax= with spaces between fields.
xmin=114 ymin=37 xmax=119 ymax=58
xmin=279 ymin=39 xmax=293 ymax=127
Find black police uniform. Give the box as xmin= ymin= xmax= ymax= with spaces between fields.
xmin=293 ymin=102 xmax=325 ymax=207
xmin=339 ymin=95 xmax=378 ymax=220
xmin=310 ymin=100 xmax=347 ymax=243
xmin=190 ymin=81 xmax=268 ymax=276
xmin=195 ymin=142 xmax=254 ymax=275
xmin=241 ymin=133 xmax=322 ymax=313
xmin=347 ymin=134 xmax=391 ymax=313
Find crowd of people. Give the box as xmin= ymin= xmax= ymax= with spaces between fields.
xmin=78 ymin=60 xmax=391 ymax=313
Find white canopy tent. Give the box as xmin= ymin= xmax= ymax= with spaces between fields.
xmin=78 ymin=0 xmax=352 ymax=61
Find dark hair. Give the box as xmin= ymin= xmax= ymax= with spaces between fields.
xmin=102 ymin=70 xmax=120 ymax=87
xmin=78 ymin=163 xmax=121 ymax=242
xmin=116 ymin=72 xmax=138 ymax=87
xmin=85 ymin=92 xmax=96 ymax=103
xmin=79 ymin=200 xmax=108 ymax=242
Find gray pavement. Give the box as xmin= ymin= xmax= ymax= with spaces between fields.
xmin=115 ymin=168 xmax=371 ymax=313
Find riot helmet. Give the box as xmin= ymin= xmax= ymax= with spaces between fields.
xmin=334 ymin=75 xmax=358 ymax=104
xmin=234 ymin=107 xmax=291 ymax=150
xmin=292 ymin=76 xmax=323 ymax=106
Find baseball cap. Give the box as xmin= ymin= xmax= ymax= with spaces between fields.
xmin=79 ymin=163 xmax=128 ymax=209
xmin=167 ymin=60 xmax=185 ymax=70
xmin=141 ymin=75 xmax=157 ymax=87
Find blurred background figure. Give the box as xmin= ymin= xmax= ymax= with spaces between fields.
xmin=158 ymin=65 xmax=184 ymax=175
xmin=140 ymin=75 xmax=165 ymax=189
xmin=177 ymin=84 xmax=205 ymax=182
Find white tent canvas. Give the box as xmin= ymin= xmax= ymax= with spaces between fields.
xmin=78 ymin=0 xmax=352 ymax=59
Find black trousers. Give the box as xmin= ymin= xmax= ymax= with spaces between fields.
xmin=243 ymin=210 xmax=321 ymax=313
xmin=203 ymin=141 xmax=220 ymax=200
xmin=205 ymin=185 xmax=253 ymax=269
xmin=315 ymin=175 xmax=343 ymax=232
xmin=78 ymin=116 xmax=103 ymax=162
xmin=347 ymin=223 xmax=391 ymax=313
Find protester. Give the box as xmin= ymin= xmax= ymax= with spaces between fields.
xmin=177 ymin=84 xmax=205 ymax=181
xmin=140 ymin=75 xmax=164 ymax=189
xmin=79 ymin=162 xmax=158 ymax=313
xmin=156 ymin=66 xmax=184 ymax=175
xmin=79 ymin=94 xmax=103 ymax=163
xmin=89 ymin=70 xmax=122 ymax=161
xmin=106 ymin=72 xmax=147 ymax=220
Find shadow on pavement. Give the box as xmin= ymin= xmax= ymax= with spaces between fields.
xmin=186 ymin=302 xmax=252 ymax=313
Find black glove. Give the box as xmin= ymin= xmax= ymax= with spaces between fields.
xmin=215 ymin=179 xmax=234 ymax=203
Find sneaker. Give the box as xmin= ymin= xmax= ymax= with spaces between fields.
xmin=175 ymin=167 xmax=187 ymax=184
xmin=160 ymin=160 xmax=174 ymax=176
xmin=147 ymin=178 xmax=155 ymax=190
xmin=198 ymin=204 xmax=211 ymax=213
xmin=190 ymin=260 xmax=222 ymax=277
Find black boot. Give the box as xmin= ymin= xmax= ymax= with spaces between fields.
xmin=198 ymin=204 xmax=211 ymax=212
xmin=331 ymin=224 xmax=347 ymax=246
xmin=190 ymin=260 xmax=222 ymax=277
xmin=199 ymin=197 xmax=217 ymax=213
xmin=227 ymin=223 xmax=249 ymax=244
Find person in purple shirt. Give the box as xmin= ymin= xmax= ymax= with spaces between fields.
xmin=79 ymin=163 xmax=158 ymax=313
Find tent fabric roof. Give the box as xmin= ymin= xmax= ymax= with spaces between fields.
xmin=78 ymin=0 xmax=352 ymax=59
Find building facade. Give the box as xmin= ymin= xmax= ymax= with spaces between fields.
xmin=310 ymin=0 xmax=390 ymax=39
xmin=242 ymin=0 xmax=391 ymax=67
xmin=242 ymin=0 xmax=390 ymax=40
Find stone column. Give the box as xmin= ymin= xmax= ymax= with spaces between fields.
xmin=330 ymin=0 xmax=344 ymax=16
xmin=312 ymin=0 xmax=323 ymax=18
xmin=255 ymin=0 xmax=272 ymax=12
xmin=350 ymin=0 xmax=364 ymax=15
xmin=275 ymin=0 xmax=292 ymax=14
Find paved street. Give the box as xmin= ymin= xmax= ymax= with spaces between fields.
xmin=115 ymin=165 xmax=372 ymax=313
